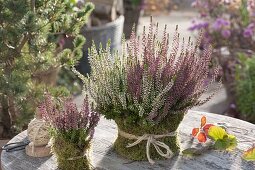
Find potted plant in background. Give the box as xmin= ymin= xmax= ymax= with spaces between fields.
xmin=40 ymin=94 xmax=100 ymax=170
xmin=63 ymin=0 xmax=125 ymax=75
xmin=73 ymin=18 xmax=220 ymax=163
xmin=0 ymin=0 xmax=93 ymax=138
xmin=123 ymin=0 xmax=145 ymax=39
xmin=189 ymin=0 xmax=255 ymax=117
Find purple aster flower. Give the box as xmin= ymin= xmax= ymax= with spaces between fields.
xmin=243 ymin=23 xmax=255 ymax=37
xmin=243 ymin=28 xmax=254 ymax=38
xmin=247 ymin=23 xmax=255 ymax=29
xmin=212 ymin=18 xmax=230 ymax=30
xmin=221 ymin=29 xmax=231 ymax=38
xmin=188 ymin=21 xmax=209 ymax=31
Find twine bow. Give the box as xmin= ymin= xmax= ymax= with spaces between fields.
xmin=119 ymin=129 xmax=176 ymax=164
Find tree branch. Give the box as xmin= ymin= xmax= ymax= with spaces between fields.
xmin=16 ymin=33 xmax=29 ymax=54
xmin=7 ymin=96 xmax=18 ymax=125
xmin=31 ymin=0 xmax=35 ymax=13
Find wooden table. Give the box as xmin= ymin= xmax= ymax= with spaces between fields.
xmin=2 ymin=110 xmax=255 ymax=170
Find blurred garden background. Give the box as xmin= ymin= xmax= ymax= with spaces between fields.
xmin=0 ymin=0 xmax=254 ymax=157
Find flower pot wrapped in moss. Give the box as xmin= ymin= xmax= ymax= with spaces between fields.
xmin=40 ymin=94 xmax=100 ymax=170
xmin=75 ymin=18 xmax=220 ymax=164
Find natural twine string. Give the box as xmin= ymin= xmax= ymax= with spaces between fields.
xmin=67 ymin=152 xmax=88 ymax=161
xmin=118 ymin=129 xmax=176 ymax=164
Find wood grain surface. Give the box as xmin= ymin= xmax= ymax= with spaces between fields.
xmin=1 ymin=110 xmax=255 ymax=170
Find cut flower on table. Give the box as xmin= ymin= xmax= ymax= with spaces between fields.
xmin=191 ymin=116 xmax=237 ymax=151
xmin=192 ymin=116 xmax=214 ymax=143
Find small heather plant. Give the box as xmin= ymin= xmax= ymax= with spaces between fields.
xmin=40 ymin=94 xmax=100 ymax=146
xmin=74 ymin=18 xmax=220 ymax=125
xmin=40 ymin=94 xmax=99 ymax=169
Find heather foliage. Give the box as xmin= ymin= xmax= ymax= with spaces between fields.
xmin=40 ymin=94 xmax=100 ymax=146
xmin=76 ymin=19 xmax=220 ymax=125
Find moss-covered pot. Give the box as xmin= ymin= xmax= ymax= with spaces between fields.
xmin=52 ymin=136 xmax=91 ymax=170
xmin=114 ymin=112 xmax=185 ymax=161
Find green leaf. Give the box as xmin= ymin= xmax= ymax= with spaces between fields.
xmin=73 ymin=35 xmax=85 ymax=48
xmin=208 ymin=126 xmax=228 ymax=141
xmin=213 ymin=136 xmax=237 ymax=151
xmin=214 ymin=139 xmax=227 ymax=150
xmin=208 ymin=126 xmax=237 ymax=151
xmin=243 ymin=146 xmax=255 ymax=161
xmin=226 ymin=135 xmax=237 ymax=151
xmin=182 ymin=148 xmax=203 ymax=156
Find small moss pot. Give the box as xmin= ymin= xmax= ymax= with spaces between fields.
xmin=114 ymin=112 xmax=185 ymax=161
xmin=52 ymin=136 xmax=91 ymax=170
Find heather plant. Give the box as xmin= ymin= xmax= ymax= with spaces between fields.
xmin=76 ymin=20 xmax=219 ymax=125
xmin=74 ymin=18 xmax=220 ymax=162
xmin=40 ymin=94 xmax=100 ymax=170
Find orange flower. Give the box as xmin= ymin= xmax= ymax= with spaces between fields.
xmin=192 ymin=116 xmax=214 ymax=143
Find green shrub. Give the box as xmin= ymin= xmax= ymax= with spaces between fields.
xmin=235 ymin=53 xmax=255 ymax=123
xmin=0 ymin=0 xmax=94 ymax=137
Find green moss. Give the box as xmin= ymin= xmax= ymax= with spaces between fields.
xmin=114 ymin=112 xmax=185 ymax=161
xmin=52 ymin=135 xmax=91 ymax=170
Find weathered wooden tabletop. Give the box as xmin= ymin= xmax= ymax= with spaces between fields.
xmin=1 ymin=110 xmax=255 ymax=170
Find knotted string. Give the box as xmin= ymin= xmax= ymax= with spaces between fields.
xmin=118 ymin=129 xmax=176 ymax=164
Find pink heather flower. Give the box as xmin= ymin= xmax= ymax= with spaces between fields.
xmin=125 ymin=19 xmax=220 ymax=123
